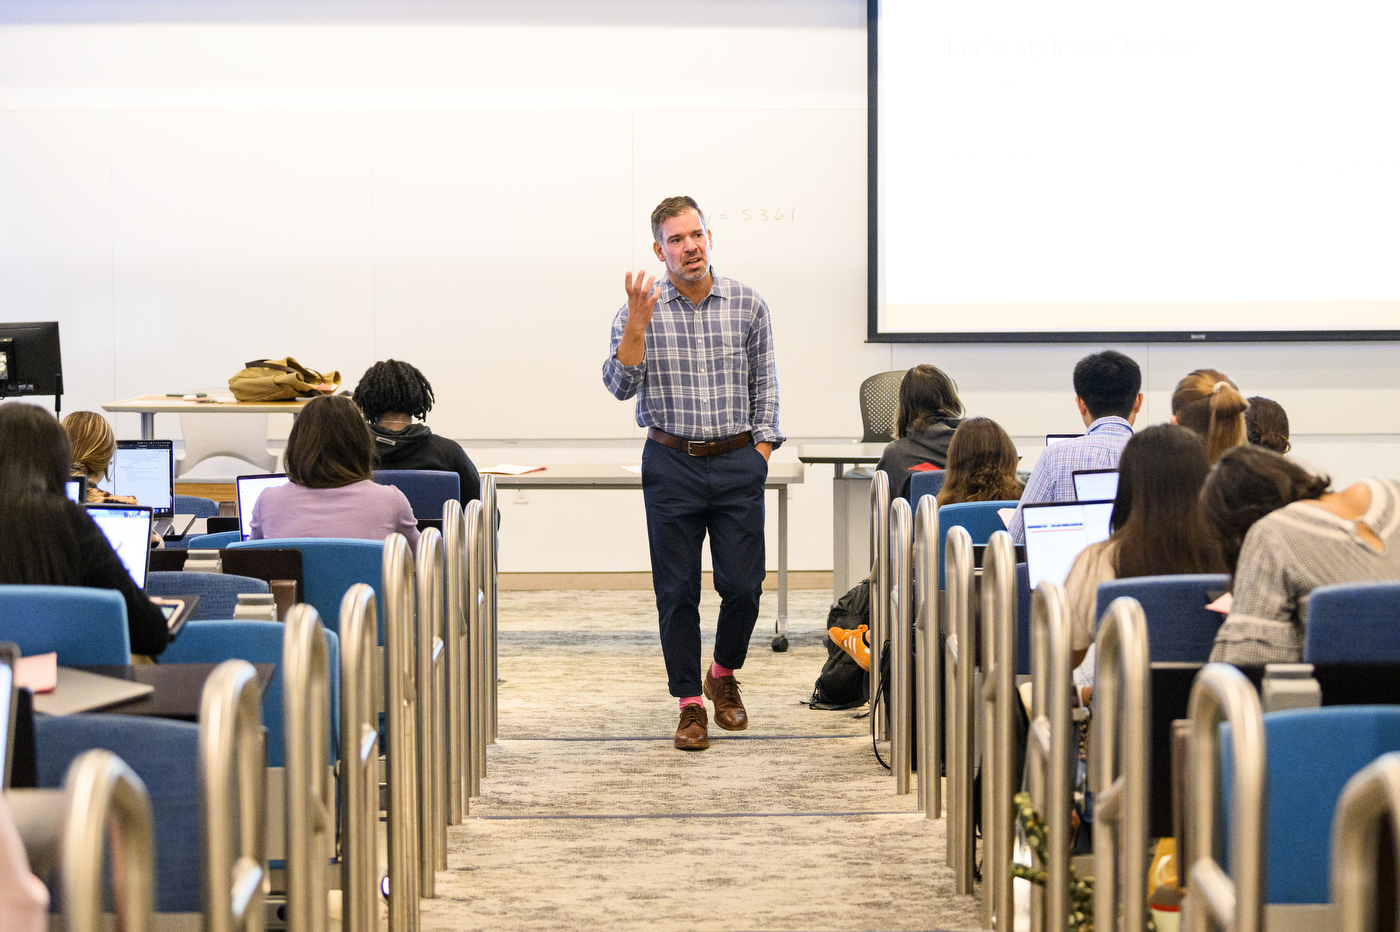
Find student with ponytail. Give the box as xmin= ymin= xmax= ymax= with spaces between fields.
xmin=1171 ymin=369 xmax=1248 ymax=463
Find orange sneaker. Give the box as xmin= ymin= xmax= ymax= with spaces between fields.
xmin=828 ymin=624 xmax=870 ymax=671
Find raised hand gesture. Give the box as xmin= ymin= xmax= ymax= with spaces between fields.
xmin=624 ymin=269 xmax=661 ymax=332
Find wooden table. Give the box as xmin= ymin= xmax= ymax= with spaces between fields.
xmin=489 ymin=462 xmax=804 ymax=648
xmin=74 ymin=662 xmax=275 ymax=721
xmin=797 ymin=443 xmax=886 ymax=601
xmin=102 ymin=394 xmax=310 ymax=441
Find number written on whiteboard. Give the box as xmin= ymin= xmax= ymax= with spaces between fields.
xmin=705 ymin=208 xmax=798 ymax=225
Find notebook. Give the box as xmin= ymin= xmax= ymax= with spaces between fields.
xmin=86 ymin=503 xmax=154 ymax=589
xmin=1022 ymin=499 xmax=1115 ymax=589
xmin=113 ymin=439 xmax=193 ymax=538
xmin=236 ymin=473 xmax=291 ymax=541
xmin=1072 ymin=468 xmax=1120 ymax=503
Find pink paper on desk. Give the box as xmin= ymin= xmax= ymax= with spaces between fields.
xmin=1206 ymin=592 xmax=1233 ymax=615
xmin=14 ymin=653 xmax=58 ymax=693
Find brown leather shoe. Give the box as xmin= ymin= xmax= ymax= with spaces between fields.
xmin=674 ymin=704 xmax=710 ymax=750
xmin=703 ymin=669 xmax=749 ymax=731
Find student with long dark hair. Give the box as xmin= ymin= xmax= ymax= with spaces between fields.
xmin=875 ymin=364 xmax=964 ymax=501
xmin=1245 ymin=396 xmax=1291 ymax=454
xmin=250 ymin=395 xmax=420 ymax=551
xmin=0 ymin=404 xmax=168 ymax=657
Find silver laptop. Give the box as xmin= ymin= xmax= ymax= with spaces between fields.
xmin=236 ymin=473 xmax=291 ymax=541
xmin=1072 ymin=468 xmax=1120 ymax=503
xmin=1022 ymin=499 xmax=1115 ymax=589
xmin=86 ymin=503 xmax=154 ymax=589
xmin=113 ymin=439 xmax=193 ymax=539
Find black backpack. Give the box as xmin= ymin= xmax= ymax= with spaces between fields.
xmin=808 ymin=579 xmax=871 ymax=710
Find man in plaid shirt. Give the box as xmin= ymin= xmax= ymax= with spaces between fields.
xmin=603 ymin=195 xmax=783 ymax=751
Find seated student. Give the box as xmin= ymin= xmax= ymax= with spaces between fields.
xmin=62 ymin=410 xmax=137 ymax=505
xmin=1006 ymin=350 xmax=1142 ymax=543
xmin=1205 ymin=447 xmax=1400 ymax=665
xmin=934 ymin=417 xmax=1024 ymax=506
xmin=0 ymin=405 xmax=169 ymax=657
xmin=1171 ymin=369 xmax=1248 ymax=464
xmin=1245 ymin=396 xmax=1291 ymax=454
xmin=351 ymin=359 xmax=481 ymax=503
xmin=874 ymin=364 xmax=963 ymax=502
xmin=251 ymin=395 xmax=420 ymax=552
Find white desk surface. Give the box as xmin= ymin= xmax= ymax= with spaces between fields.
xmin=486 ymin=462 xmax=803 ymax=489
xmin=797 ymin=443 xmax=887 ymax=464
xmin=104 ymin=394 xmax=311 ymax=415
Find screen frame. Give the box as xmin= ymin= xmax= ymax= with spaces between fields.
xmin=114 ymin=439 xmax=175 ymax=517
xmin=1020 ymin=498 xmax=1116 ymax=588
xmin=866 ymin=0 xmax=1400 ymax=345
xmin=0 ymin=642 xmax=17 ymax=789
xmin=85 ymin=503 xmax=154 ymax=589
xmin=0 ymin=320 xmax=63 ymax=399
xmin=236 ymin=472 xmax=289 ymax=541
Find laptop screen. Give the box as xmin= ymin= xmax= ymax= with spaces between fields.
xmin=1073 ymin=469 xmax=1120 ymax=503
xmin=236 ymin=473 xmax=290 ymax=541
xmin=1023 ymin=500 xmax=1115 ymax=589
xmin=65 ymin=475 xmax=86 ymax=503
xmin=0 ymin=644 xmax=15 ymax=789
xmin=114 ymin=440 xmax=174 ymax=516
xmin=87 ymin=504 xmax=154 ymax=589
xmin=1044 ymin=433 xmax=1083 ymax=446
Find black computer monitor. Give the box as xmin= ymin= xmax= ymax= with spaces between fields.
xmin=0 ymin=321 xmax=63 ymax=415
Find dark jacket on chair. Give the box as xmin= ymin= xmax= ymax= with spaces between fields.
xmin=875 ymin=417 xmax=960 ymax=502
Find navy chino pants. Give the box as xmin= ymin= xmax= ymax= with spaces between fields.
xmin=641 ymin=437 xmax=767 ymax=698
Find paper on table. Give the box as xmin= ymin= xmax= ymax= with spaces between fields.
xmin=622 ymin=465 xmax=642 ymax=474
xmin=14 ymin=652 xmax=58 ymax=693
xmin=479 ymin=464 xmax=546 ymax=476
xmin=998 ymin=508 xmax=1015 ymax=528
xmin=1206 ymin=592 xmax=1233 ymax=615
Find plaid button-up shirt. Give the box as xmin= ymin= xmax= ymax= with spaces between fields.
xmin=602 ymin=269 xmax=783 ymax=447
xmin=1006 ymin=416 xmax=1134 ymax=543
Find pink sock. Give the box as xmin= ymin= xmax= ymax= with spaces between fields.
xmin=710 ymin=661 xmax=734 ymax=679
xmin=679 ymin=696 xmax=704 ymax=710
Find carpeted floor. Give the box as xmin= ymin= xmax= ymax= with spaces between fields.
xmin=420 ymin=588 xmax=983 ymax=932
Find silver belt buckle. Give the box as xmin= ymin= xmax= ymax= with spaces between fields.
xmin=685 ymin=440 xmax=702 ymax=456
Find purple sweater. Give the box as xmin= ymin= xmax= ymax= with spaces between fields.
xmin=250 ymin=479 xmax=420 ymax=551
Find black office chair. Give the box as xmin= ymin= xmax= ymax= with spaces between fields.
xmin=859 ymin=370 xmax=904 ymax=443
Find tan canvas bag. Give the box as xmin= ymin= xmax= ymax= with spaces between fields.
xmin=228 ymin=357 xmax=341 ymax=402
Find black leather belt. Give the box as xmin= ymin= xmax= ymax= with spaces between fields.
xmin=648 ymin=427 xmax=753 ymax=457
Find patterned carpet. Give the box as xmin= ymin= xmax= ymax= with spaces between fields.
xmin=420 ymin=588 xmax=984 ymax=932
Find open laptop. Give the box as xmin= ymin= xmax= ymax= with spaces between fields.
xmin=86 ymin=503 xmax=154 ymax=589
xmin=236 ymin=473 xmax=291 ymax=541
xmin=64 ymin=475 xmax=86 ymax=503
xmin=1072 ymin=468 xmax=1120 ymax=503
xmin=1022 ymin=499 xmax=1116 ymax=589
xmin=0 ymin=643 xmax=17 ymax=788
xmin=1044 ymin=433 xmax=1083 ymax=446
xmin=113 ymin=439 xmax=194 ymax=539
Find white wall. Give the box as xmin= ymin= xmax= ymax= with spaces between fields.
xmin=1 ymin=1 xmax=1396 ymax=576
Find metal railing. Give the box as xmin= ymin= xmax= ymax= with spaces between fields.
xmin=1182 ymin=662 xmax=1266 ymax=932
xmin=913 ymin=494 xmax=942 ymax=820
xmin=482 ymin=474 xmax=499 ymax=744
xmin=199 ymin=659 xmax=267 ymax=932
xmin=889 ymin=496 xmax=914 ymax=794
xmin=1092 ymin=596 xmax=1153 ymax=932
xmin=944 ymin=524 xmax=975 ymax=894
xmin=1331 ymin=751 xmax=1400 ymax=932
xmin=9 ymin=750 xmax=156 ymax=932
xmin=1026 ymin=581 xmax=1074 ymax=932
xmin=283 ymin=604 xmax=333 ymax=932
xmin=414 ymin=527 xmax=446 ymax=889
xmin=465 ymin=499 xmax=486 ymax=799
xmin=869 ymin=469 xmax=890 ymax=742
xmin=979 ymin=530 xmax=1018 ymax=931
xmin=383 ymin=532 xmax=422 ymax=932
xmin=442 ymin=498 xmax=469 ymax=822
xmin=339 ymin=583 xmax=381 ymax=932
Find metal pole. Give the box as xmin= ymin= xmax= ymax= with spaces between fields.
xmin=979 ymin=530 xmax=1017 ymax=932
xmin=198 ymin=659 xmax=267 ymax=932
xmin=913 ymin=494 xmax=942 ymax=819
xmin=442 ymin=499 xmax=468 ymax=823
xmin=1331 ymin=752 xmax=1400 ymax=932
xmin=465 ymin=500 xmax=485 ymax=798
xmin=869 ymin=470 xmax=890 ymax=741
xmin=482 ymin=474 xmax=498 ymax=744
xmin=1027 ymin=581 xmax=1074 ymax=932
xmin=945 ymin=524 xmax=975 ymax=893
xmin=283 ymin=604 xmax=332 ymax=932
xmin=339 ymin=584 xmax=381 ymax=932
xmin=415 ymin=527 xmax=446 ymax=889
xmin=1182 ymin=662 xmax=1266 ymax=932
xmin=889 ymin=497 xmax=914 ymax=794
xmin=1092 ymin=596 xmax=1153 ymax=932
xmin=383 ymin=533 xmax=421 ymax=932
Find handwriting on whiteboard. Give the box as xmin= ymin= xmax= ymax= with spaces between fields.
xmin=705 ymin=207 xmax=798 ymax=225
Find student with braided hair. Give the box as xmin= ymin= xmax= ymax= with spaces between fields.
xmin=1170 ymin=368 xmax=1249 ymax=464
xmin=351 ymin=359 xmax=481 ymax=504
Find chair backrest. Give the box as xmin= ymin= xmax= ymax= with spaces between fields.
xmin=186 ymin=529 xmax=244 ymax=550
xmin=172 ymin=494 xmax=220 ymax=518
xmin=34 ymin=714 xmax=203 ymax=913
xmin=1095 ymin=574 xmax=1231 ymax=662
xmin=1016 ymin=562 xmax=1031 ymax=675
xmin=859 ymin=370 xmax=905 ymax=443
xmin=146 ymin=572 xmax=269 ymax=620
xmin=373 ymin=469 xmax=462 ymax=517
xmin=160 ymin=620 xmax=341 ymax=766
xmin=936 ymin=500 xmax=1020 ymax=589
xmin=908 ymin=469 xmax=947 ymax=504
xmin=1304 ymin=582 xmax=1400 ymax=663
xmin=0 ymin=585 xmax=131 ymax=664
xmin=176 ymin=412 xmax=277 ymax=476
xmin=227 ymin=538 xmax=384 ymax=638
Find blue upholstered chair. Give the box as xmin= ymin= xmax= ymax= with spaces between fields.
xmin=146 ymin=571 xmax=269 ymax=621
xmin=186 ymin=529 xmax=244 ymax=550
xmin=226 ymin=538 xmax=383 ymax=638
xmin=34 ymin=714 xmax=203 ymax=914
xmin=0 ymin=585 xmax=131 ymax=664
xmin=936 ymin=499 xmax=1020 ymax=589
xmin=908 ymin=469 xmax=947 ymax=504
xmin=1304 ymin=581 xmax=1400 ymax=663
xmin=1095 ymin=574 xmax=1230 ymax=662
xmin=373 ymin=469 xmax=462 ymax=516
xmin=173 ymin=494 xmax=220 ymax=518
